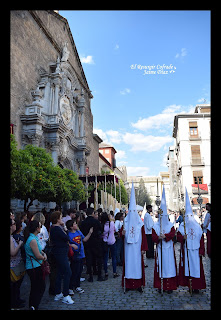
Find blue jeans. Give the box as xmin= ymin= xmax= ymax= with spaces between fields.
xmin=115 ymin=237 xmax=123 ymax=264
xmin=103 ymin=242 xmax=117 ymax=274
xmin=54 ymin=252 xmax=71 ymax=297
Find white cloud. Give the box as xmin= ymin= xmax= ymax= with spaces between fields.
xmin=120 ymin=88 xmax=131 ymax=95
xmin=131 ymin=104 xmax=181 ymax=131
xmin=127 ymin=167 xmax=150 ymax=176
xmin=93 ymin=128 xmax=108 ymax=143
xmin=115 ymin=150 xmax=126 ymax=159
xmin=80 ymin=55 xmax=95 ymax=64
xmin=175 ymin=48 xmax=187 ymax=59
xmin=122 ymin=132 xmax=173 ymax=152
xmin=114 ymin=44 xmax=119 ymax=50
xmin=106 ymin=130 xmax=122 ymax=144
xmin=94 ymin=127 xmax=173 ymax=153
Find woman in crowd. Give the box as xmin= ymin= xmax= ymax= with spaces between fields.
xmin=101 ymin=212 xmax=119 ymax=279
xmin=10 ymin=218 xmax=25 ymax=309
xmin=32 ymin=211 xmax=49 ymax=250
xmin=114 ymin=211 xmax=124 ymax=266
xmin=49 ymin=211 xmax=75 ymax=305
xmin=24 ymin=220 xmax=47 ymax=310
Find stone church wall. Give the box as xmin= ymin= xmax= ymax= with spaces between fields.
xmin=10 ymin=10 xmax=99 ymax=176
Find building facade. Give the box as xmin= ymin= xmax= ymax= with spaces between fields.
xmin=171 ymin=104 xmax=211 ymax=208
xmin=127 ymin=173 xmax=170 ymax=210
xmin=99 ymin=142 xmax=117 ymax=170
xmin=10 ymin=10 xmax=102 ymax=211
xmin=11 ymin=10 xmax=100 ymax=177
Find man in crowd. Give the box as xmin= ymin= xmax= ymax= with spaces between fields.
xmin=80 ymin=207 xmax=105 ymax=282
xmin=144 ymin=205 xmax=154 ymax=259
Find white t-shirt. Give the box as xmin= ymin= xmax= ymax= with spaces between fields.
xmin=37 ymin=225 xmax=49 ymax=250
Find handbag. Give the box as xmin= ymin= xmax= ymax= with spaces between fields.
xmin=68 ymin=245 xmax=74 ymax=260
xmin=30 ymin=255 xmax=50 ymax=280
xmin=41 ymin=260 xmax=50 ymax=280
xmin=10 ymin=260 xmax=26 ymax=282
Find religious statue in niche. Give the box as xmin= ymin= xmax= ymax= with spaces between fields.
xmin=60 ymin=95 xmax=72 ymax=125
xmin=61 ymin=42 xmax=70 ymax=62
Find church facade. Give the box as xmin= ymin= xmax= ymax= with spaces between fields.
xmin=11 ymin=10 xmax=100 ymax=178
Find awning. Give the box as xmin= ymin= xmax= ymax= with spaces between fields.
xmin=192 ymin=184 xmax=208 ymax=194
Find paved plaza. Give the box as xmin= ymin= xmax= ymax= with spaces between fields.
xmin=17 ymin=242 xmax=211 ymax=311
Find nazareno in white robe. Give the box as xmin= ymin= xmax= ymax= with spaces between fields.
xmin=123 ymin=181 xmax=144 ymax=279
xmin=124 ymin=222 xmax=143 ymax=279
xmin=178 ymin=188 xmax=203 ymax=278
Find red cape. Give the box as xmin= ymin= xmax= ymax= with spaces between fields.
xmin=177 ymin=231 xmax=206 ymax=289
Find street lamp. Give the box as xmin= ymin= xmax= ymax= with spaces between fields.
xmin=155 ymin=196 xmax=161 ymax=208
xmin=155 ymin=178 xmax=161 ymax=209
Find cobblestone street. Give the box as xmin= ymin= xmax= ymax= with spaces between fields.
xmin=18 ymin=242 xmax=211 ymax=310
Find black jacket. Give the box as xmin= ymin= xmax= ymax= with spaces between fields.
xmin=80 ymin=216 xmax=102 ymax=248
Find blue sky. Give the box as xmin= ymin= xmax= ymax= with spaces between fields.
xmin=60 ymin=10 xmax=210 ymax=176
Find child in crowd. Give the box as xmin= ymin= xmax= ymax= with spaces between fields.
xmin=66 ymin=218 xmax=93 ymax=294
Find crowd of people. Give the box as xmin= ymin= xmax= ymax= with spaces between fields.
xmin=10 ymin=206 xmax=125 ymax=309
xmin=10 ymin=200 xmax=211 ymax=310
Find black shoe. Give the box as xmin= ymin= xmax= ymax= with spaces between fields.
xmin=88 ymin=276 xmax=93 ymax=282
xmin=137 ymin=287 xmax=143 ymax=293
xmin=113 ymin=273 xmax=120 ymax=278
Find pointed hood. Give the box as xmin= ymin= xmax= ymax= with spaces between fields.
xmin=124 ymin=182 xmax=143 ymax=244
xmin=178 ymin=188 xmax=202 ymax=249
xmin=153 ymin=185 xmax=173 ymax=235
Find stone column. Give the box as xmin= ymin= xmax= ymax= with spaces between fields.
xmin=80 ymin=107 xmax=85 ymax=137
xmin=78 ymin=91 xmax=85 ymax=138
xmin=53 ymin=75 xmax=61 ymax=114
xmin=79 ymin=159 xmax=85 ymax=175
xmin=46 ymin=139 xmax=60 ymax=164
xmin=75 ymin=111 xmax=79 ymax=137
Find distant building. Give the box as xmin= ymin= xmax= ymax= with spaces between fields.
xmin=127 ymin=172 xmax=170 ymax=210
xmin=99 ymin=142 xmax=117 ymax=170
xmin=172 ymin=104 xmax=211 ymax=208
xmin=99 ymin=142 xmax=127 ymax=183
